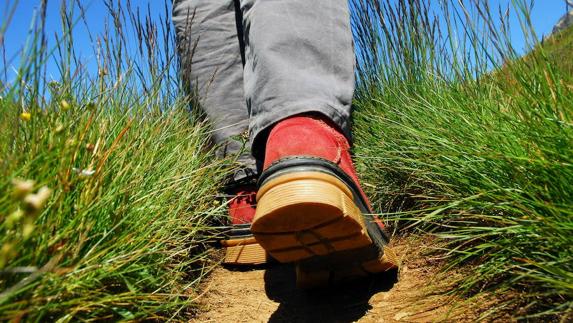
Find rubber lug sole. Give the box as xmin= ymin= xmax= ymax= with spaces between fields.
xmin=252 ymin=171 xmax=398 ymax=287
xmin=221 ymin=237 xmax=269 ymax=266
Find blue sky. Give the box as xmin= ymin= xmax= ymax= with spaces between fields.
xmin=0 ymin=0 xmax=569 ymax=84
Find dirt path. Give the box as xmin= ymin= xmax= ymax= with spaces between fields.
xmin=194 ymin=237 xmax=490 ymax=322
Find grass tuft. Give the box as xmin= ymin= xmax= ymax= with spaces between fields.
xmin=0 ymin=1 xmax=233 ymax=320
xmin=351 ymin=0 xmax=573 ymax=318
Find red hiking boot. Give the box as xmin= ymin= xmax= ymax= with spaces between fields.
xmin=220 ymin=184 xmax=269 ymax=265
xmin=251 ymin=115 xmax=397 ymax=287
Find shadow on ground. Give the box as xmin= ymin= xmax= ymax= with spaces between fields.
xmin=198 ymin=238 xmax=490 ymax=322
xmin=263 ymin=264 xmax=398 ymax=323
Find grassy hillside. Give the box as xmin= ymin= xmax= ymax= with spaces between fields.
xmin=352 ymin=0 xmax=572 ymax=319
xmin=1 ymin=0 xmax=571 ymax=321
xmin=542 ymin=25 xmax=573 ymax=78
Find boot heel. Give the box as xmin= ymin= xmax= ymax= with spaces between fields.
xmin=362 ymin=246 xmax=398 ymax=273
xmin=221 ymin=237 xmax=268 ymax=265
xmin=252 ymin=172 xmax=372 ymax=263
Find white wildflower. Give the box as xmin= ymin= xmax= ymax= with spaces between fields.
xmin=12 ymin=179 xmax=35 ymax=200
xmin=72 ymin=168 xmax=96 ymax=178
xmin=23 ymin=186 xmax=52 ymax=212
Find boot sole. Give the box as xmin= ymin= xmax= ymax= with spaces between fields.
xmin=221 ymin=236 xmax=269 ymax=266
xmin=252 ymin=171 xmax=397 ymax=286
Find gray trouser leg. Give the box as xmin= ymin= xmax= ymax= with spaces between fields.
xmin=173 ymin=0 xmax=355 ymax=170
xmin=239 ymin=0 xmax=355 ymax=155
xmin=172 ymin=0 xmax=257 ymax=181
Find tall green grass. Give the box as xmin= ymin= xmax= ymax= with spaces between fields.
xmin=0 ymin=1 xmax=231 ymax=320
xmin=2 ymin=0 xmax=572 ymax=320
xmin=351 ymin=0 xmax=572 ymax=319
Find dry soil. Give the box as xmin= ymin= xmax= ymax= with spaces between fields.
xmin=193 ymin=237 xmax=500 ymax=322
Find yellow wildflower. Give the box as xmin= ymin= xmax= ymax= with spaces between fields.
xmin=20 ymin=112 xmax=31 ymax=121
xmin=55 ymin=124 xmax=65 ymax=134
xmin=60 ymin=100 xmax=71 ymax=111
xmin=6 ymin=209 xmax=24 ymax=228
xmin=23 ymin=222 xmax=35 ymax=239
xmin=0 ymin=243 xmax=16 ymax=268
